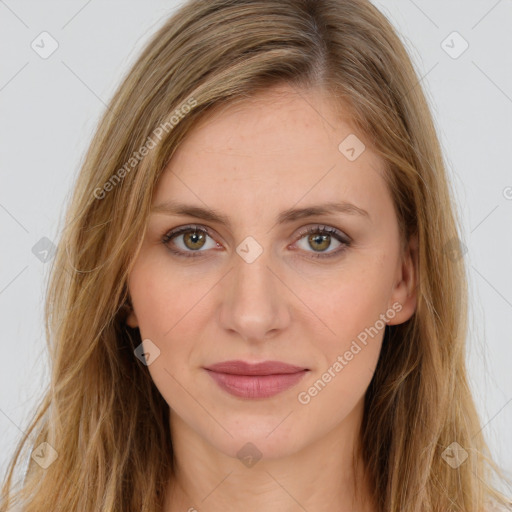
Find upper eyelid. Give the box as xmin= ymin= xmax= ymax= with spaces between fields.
xmin=163 ymin=224 xmax=216 ymax=241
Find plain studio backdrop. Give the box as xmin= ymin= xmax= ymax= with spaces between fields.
xmin=0 ymin=0 xmax=511 ymax=490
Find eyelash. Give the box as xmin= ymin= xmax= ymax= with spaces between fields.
xmin=161 ymin=224 xmax=351 ymax=260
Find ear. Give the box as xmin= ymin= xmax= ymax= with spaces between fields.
xmin=125 ymin=298 xmax=139 ymax=328
xmin=387 ymin=233 xmax=418 ymax=325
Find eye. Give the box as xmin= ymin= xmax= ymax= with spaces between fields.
xmin=292 ymin=225 xmax=350 ymax=259
xmin=161 ymin=224 xmax=219 ymax=258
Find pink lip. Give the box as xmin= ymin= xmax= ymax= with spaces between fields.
xmin=203 ymin=360 xmax=309 ymax=399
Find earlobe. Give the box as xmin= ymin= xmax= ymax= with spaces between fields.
xmin=122 ymin=297 xmax=139 ymax=328
xmin=126 ymin=308 xmax=139 ymax=328
xmin=387 ymin=233 xmax=419 ymax=326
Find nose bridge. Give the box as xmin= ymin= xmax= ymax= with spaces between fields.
xmin=219 ymin=246 xmax=290 ymax=342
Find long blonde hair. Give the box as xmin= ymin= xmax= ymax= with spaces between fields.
xmin=2 ymin=0 xmax=511 ymax=510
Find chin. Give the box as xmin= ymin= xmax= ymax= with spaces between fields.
xmin=199 ymin=412 xmax=310 ymax=463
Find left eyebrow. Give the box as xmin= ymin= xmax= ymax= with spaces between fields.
xmin=151 ymin=200 xmax=371 ymax=229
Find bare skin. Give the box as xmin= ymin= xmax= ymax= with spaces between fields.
xmin=126 ymin=84 xmax=418 ymax=512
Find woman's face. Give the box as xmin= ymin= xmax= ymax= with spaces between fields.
xmin=126 ymin=84 xmax=417 ymax=461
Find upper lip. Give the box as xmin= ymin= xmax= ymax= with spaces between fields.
xmin=204 ymin=360 xmax=308 ymax=376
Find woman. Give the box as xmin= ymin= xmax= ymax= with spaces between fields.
xmin=2 ymin=0 xmax=511 ymax=510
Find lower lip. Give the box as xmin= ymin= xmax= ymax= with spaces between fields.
xmin=205 ymin=369 xmax=308 ymax=399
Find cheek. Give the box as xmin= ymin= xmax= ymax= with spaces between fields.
xmin=128 ymin=253 xmax=221 ymax=379
xmin=293 ymin=251 xmax=393 ymax=408
xmin=127 ymin=257 xmax=209 ymax=410
xmin=129 ymin=253 xmax=205 ymax=338
xmin=301 ymin=251 xmax=393 ymax=346
xmin=294 ymin=266 xmax=389 ymax=421
xmin=129 ymin=273 xmax=169 ymax=339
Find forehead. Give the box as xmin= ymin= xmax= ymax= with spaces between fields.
xmin=154 ymin=85 xmax=391 ymax=224
xmin=171 ymin=85 xmax=367 ymax=162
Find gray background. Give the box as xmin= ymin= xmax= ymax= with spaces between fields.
xmin=1 ymin=0 xmax=511 ymax=488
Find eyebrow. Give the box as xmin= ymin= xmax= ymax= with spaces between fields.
xmin=151 ymin=200 xmax=371 ymax=227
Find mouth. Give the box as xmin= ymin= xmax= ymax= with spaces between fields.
xmin=203 ymin=360 xmax=310 ymax=399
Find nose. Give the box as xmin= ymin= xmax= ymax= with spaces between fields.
xmin=218 ymin=248 xmax=291 ymax=344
